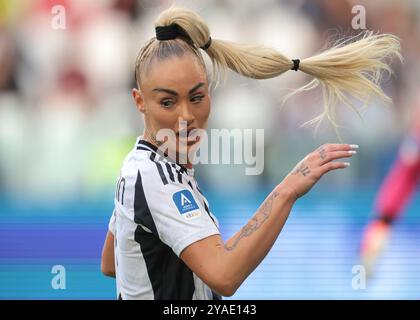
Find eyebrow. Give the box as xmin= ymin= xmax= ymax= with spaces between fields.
xmin=188 ymin=82 xmax=205 ymax=95
xmin=152 ymin=82 xmax=205 ymax=96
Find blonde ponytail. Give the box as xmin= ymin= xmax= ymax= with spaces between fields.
xmin=144 ymin=7 xmax=402 ymax=129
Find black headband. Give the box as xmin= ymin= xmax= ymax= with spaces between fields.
xmin=155 ymin=24 xmax=212 ymax=50
xmin=291 ymin=59 xmax=300 ymax=71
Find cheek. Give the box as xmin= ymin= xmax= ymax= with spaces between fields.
xmin=196 ymin=99 xmax=211 ymax=127
xmin=147 ymin=103 xmax=179 ymax=129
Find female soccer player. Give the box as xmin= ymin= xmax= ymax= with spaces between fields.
xmin=101 ymin=7 xmax=400 ymax=299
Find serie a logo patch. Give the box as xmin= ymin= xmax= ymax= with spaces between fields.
xmin=172 ymin=190 xmax=201 ymax=220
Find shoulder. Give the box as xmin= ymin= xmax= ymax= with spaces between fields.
xmin=119 ymin=149 xmax=159 ymax=183
xmin=114 ymin=149 xmax=160 ymax=208
xmin=118 ymin=148 xmax=188 ymax=198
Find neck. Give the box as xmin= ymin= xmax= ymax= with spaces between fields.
xmin=141 ymin=130 xmax=193 ymax=170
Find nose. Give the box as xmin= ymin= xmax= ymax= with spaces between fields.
xmin=178 ymin=102 xmax=195 ymax=126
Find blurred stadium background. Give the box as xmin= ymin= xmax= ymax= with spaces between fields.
xmin=0 ymin=0 xmax=419 ymax=299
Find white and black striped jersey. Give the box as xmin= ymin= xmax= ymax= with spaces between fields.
xmin=108 ymin=138 xmax=221 ymax=300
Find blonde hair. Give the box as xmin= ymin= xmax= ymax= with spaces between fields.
xmin=135 ymin=7 xmax=402 ymax=130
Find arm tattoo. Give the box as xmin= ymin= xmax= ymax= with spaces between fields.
xmin=224 ymin=191 xmax=279 ymax=251
xmin=318 ymin=147 xmax=327 ymax=160
xmin=293 ymin=162 xmax=311 ymax=176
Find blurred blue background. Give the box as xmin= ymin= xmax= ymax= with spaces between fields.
xmin=1 ymin=187 xmax=419 ymax=299
xmin=0 ymin=0 xmax=419 ymax=299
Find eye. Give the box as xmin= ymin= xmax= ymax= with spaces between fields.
xmin=160 ymin=99 xmax=174 ymax=108
xmin=190 ymin=94 xmax=204 ymax=104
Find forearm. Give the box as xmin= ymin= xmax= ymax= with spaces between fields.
xmin=101 ymin=231 xmax=116 ymax=278
xmin=220 ymin=183 xmax=296 ymax=292
xmin=182 ymin=144 xmax=355 ymax=296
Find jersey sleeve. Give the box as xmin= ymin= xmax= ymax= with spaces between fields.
xmin=108 ymin=210 xmax=116 ymax=235
xmin=134 ymin=162 xmax=220 ymax=257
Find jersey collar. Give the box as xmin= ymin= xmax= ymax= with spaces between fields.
xmin=136 ymin=137 xmax=194 ymax=176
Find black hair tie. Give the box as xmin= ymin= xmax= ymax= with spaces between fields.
xmin=155 ymin=24 xmax=182 ymax=40
xmin=291 ymin=59 xmax=300 ymax=71
xmin=201 ymin=37 xmax=212 ymax=50
xmin=156 ymin=24 xmax=211 ymax=51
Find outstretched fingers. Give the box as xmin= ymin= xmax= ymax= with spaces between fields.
xmin=320 ymin=160 xmax=351 ymax=174
xmin=318 ymin=150 xmax=357 ymax=165
xmin=317 ymin=144 xmax=359 ymax=154
xmin=317 ymin=144 xmax=358 ymax=174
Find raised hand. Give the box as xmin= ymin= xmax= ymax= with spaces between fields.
xmin=283 ymin=144 xmax=358 ymax=199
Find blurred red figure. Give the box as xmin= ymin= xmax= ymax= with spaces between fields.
xmin=360 ymin=95 xmax=420 ymax=277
